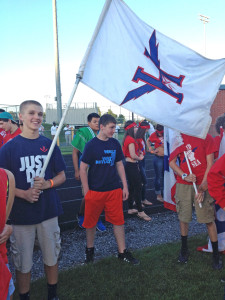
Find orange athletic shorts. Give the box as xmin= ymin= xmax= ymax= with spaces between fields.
xmin=83 ymin=188 xmax=124 ymax=228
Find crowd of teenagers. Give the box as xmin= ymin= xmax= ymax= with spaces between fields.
xmin=1 ymin=100 xmax=225 ymax=300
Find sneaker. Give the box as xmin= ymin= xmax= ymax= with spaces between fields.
xmin=178 ymin=250 xmax=189 ymax=263
xmin=96 ymin=219 xmax=106 ymax=232
xmin=77 ymin=214 xmax=84 ymax=229
xmin=85 ymin=247 xmax=94 ymax=263
xmin=118 ymin=249 xmax=140 ymax=265
xmin=213 ymin=255 xmax=223 ymax=270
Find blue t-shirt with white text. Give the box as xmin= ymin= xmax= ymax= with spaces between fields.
xmin=0 ymin=135 xmax=66 ymax=225
xmin=81 ymin=137 xmax=124 ymax=192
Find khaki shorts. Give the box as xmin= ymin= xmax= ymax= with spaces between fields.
xmin=10 ymin=217 xmax=61 ymax=273
xmin=175 ymin=183 xmax=215 ymax=224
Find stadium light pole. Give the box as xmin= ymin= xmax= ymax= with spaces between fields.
xmin=199 ymin=14 xmax=210 ymax=56
xmin=52 ymin=0 xmax=62 ymax=122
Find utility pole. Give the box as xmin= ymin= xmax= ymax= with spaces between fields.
xmin=199 ymin=14 xmax=210 ymax=56
xmin=52 ymin=0 xmax=62 ymax=122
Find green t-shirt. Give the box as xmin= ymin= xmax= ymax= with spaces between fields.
xmin=71 ymin=127 xmax=96 ymax=153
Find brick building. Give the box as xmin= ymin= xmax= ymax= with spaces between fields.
xmin=209 ymin=84 xmax=225 ymax=136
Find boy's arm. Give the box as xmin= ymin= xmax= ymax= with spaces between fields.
xmin=116 ymin=160 xmax=129 ymax=201
xmin=16 ymin=171 xmax=66 ymax=203
xmin=0 ymin=169 xmax=15 ymax=245
xmin=33 ymin=170 xmax=66 ymax=191
xmin=208 ymin=154 xmax=225 ymax=209
xmin=169 ymin=156 xmax=196 ymax=183
xmin=146 ymin=139 xmax=154 ymax=153
xmin=72 ymin=147 xmax=80 ymax=180
xmin=198 ymin=153 xmax=214 ymax=193
xmin=5 ymin=169 xmax=15 ymax=220
xmin=80 ymin=161 xmax=89 ymax=196
xmin=128 ymin=144 xmax=144 ymax=161
xmin=15 ymin=187 xmax=40 ymax=203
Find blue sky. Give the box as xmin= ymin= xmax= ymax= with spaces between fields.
xmin=1 ymin=0 xmax=225 ymax=112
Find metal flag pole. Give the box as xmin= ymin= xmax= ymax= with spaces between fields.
xmin=184 ymin=151 xmax=202 ymax=208
xmin=53 ymin=0 xmax=62 ymax=122
xmin=40 ymin=74 xmax=81 ymax=177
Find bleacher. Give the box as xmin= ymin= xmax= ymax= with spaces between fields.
xmin=58 ymin=152 xmax=167 ymax=231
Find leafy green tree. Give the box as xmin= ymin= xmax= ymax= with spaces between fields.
xmin=117 ymin=114 xmax=125 ymax=124
xmin=97 ymin=107 xmax=102 ymax=116
xmin=107 ymin=108 xmax=117 ymax=119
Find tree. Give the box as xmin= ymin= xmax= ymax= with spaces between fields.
xmin=117 ymin=114 xmax=125 ymax=124
xmin=107 ymin=108 xmax=117 ymax=119
xmin=97 ymin=107 xmax=102 ymax=116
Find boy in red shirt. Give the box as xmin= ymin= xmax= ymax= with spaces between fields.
xmin=0 ymin=112 xmax=21 ymax=145
xmin=169 ymin=133 xmax=222 ymax=269
xmin=147 ymin=124 xmax=164 ymax=202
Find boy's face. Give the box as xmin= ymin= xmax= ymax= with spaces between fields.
xmin=1 ymin=120 xmax=11 ymax=132
xmin=19 ymin=104 xmax=43 ymax=132
xmin=100 ymin=122 xmax=116 ymax=138
xmin=88 ymin=117 xmax=100 ymax=132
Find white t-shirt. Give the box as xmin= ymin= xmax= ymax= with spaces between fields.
xmin=51 ymin=125 xmax=58 ymax=136
xmin=64 ymin=126 xmax=72 ymax=135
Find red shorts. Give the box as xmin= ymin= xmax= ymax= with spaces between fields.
xmin=83 ymin=188 xmax=124 ymax=228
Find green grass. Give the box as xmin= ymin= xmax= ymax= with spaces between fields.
xmin=13 ymin=234 xmax=225 ymax=300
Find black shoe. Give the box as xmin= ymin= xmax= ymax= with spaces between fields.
xmin=118 ymin=249 xmax=139 ymax=265
xmin=85 ymin=247 xmax=94 ymax=263
xmin=178 ymin=250 xmax=189 ymax=264
xmin=213 ymin=254 xmax=223 ymax=270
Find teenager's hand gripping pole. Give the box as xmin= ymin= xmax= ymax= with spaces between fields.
xmin=39 ymin=74 xmax=81 ymax=178
xmin=184 ymin=151 xmax=202 ymax=208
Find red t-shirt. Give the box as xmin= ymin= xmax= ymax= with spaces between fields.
xmin=122 ymin=136 xmax=139 ymax=158
xmin=149 ymin=131 xmax=164 ymax=149
xmin=136 ymin=138 xmax=146 ymax=155
xmin=208 ymin=153 xmax=225 ymax=208
xmin=170 ymin=134 xmax=215 ymax=185
xmin=3 ymin=127 xmax=21 ymax=144
xmin=0 ymin=129 xmax=7 ymax=149
xmin=0 ymin=169 xmax=8 ymax=264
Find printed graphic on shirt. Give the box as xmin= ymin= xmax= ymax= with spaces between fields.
xmin=19 ymin=155 xmax=47 ymax=183
xmin=159 ymin=136 xmax=164 ymax=145
xmin=185 ymin=144 xmax=201 ymax=168
xmin=95 ymin=150 xmax=116 ymax=166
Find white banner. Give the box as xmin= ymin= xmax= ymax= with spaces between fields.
xmin=79 ymin=0 xmax=225 ymax=139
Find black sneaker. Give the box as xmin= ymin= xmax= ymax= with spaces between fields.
xmin=85 ymin=247 xmax=94 ymax=263
xmin=178 ymin=250 xmax=189 ymax=263
xmin=118 ymin=249 xmax=139 ymax=265
xmin=213 ymin=254 xmax=223 ymax=270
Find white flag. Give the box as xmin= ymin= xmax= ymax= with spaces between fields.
xmin=78 ymin=0 xmax=225 ymax=139
xmin=164 ymin=127 xmax=183 ymax=211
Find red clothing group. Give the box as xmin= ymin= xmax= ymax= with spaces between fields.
xmin=0 ymin=169 xmax=12 ymax=300
xmin=3 ymin=128 xmax=22 ymax=145
xmin=122 ymin=136 xmax=139 ymax=158
xmin=169 ymin=134 xmax=215 ymax=186
xmin=149 ymin=131 xmax=164 ymax=149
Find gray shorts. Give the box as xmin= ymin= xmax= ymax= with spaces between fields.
xmin=10 ymin=217 xmax=61 ymax=273
xmin=175 ymin=183 xmax=215 ymax=224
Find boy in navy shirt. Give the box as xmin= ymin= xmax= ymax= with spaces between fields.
xmin=0 ymin=100 xmax=66 ymax=300
xmin=80 ymin=114 xmax=139 ymax=264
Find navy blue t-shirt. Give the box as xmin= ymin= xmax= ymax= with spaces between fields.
xmin=81 ymin=137 xmax=124 ymax=192
xmin=0 ymin=135 xmax=66 ymax=225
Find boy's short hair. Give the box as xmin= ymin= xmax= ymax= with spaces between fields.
xmin=87 ymin=113 xmax=100 ymax=122
xmin=215 ymin=114 xmax=225 ymax=134
xmin=99 ymin=114 xmax=116 ymax=126
xmin=156 ymin=124 xmax=164 ymax=131
xmin=19 ymin=100 xmax=43 ymax=113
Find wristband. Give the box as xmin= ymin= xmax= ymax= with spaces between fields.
xmin=48 ymin=179 xmax=54 ymax=188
